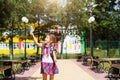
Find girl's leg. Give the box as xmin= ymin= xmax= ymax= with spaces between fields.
xmin=50 ymin=74 xmax=54 ymax=80
xmin=42 ymin=73 xmax=47 ymax=80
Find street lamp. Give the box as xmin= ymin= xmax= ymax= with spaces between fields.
xmin=35 ymin=14 xmax=40 ymax=56
xmin=21 ymin=16 xmax=29 ymax=59
xmin=22 ymin=17 xmax=29 ymax=24
xmin=88 ymin=16 xmax=95 ymax=57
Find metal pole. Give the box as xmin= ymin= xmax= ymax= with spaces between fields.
xmin=24 ymin=24 xmax=27 ymax=59
xmin=118 ymin=41 xmax=120 ymax=56
xmin=60 ymin=32 xmax=64 ymax=59
xmin=21 ymin=17 xmax=28 ymax=59
xmin=85 ymin=39 xmax=87 ymax=55
xmin=90 ymin=23 xmax=93 ymax=57
xmin=36 ymin=15 xmax=40 ymax=56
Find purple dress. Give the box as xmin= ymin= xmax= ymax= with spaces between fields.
xmin=41 ymin=44 xmax=59 ymax=75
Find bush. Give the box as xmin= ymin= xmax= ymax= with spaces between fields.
xmin=97 ymin=44 xmax=103 ymax=50
xmin=0 ymin=54 xmax=10 ymax=60
xmin=108 ymin=49 xmax=118 ymax=58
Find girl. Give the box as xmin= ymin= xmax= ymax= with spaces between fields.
xmin=30 ymin=31 xmax=59 ymax=80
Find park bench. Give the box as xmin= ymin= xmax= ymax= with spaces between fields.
xmin=17 ymin=60 xmax=30 ymax=73
xmin=91 ymin=56 xmax=105 ymax=73
xmin=91 ymin=58 xmax=120 ymax=79
xmin=103 ymin=58 xmax=120 ymax=80
xmin=82 ymin=55 xmax=92 ymax=66
xmin=20 ymin=58 xmax=30 ymax=70
xmin=0 ymin=65 xmax=15 ymax=80
xmin=29 ymin=56 xmax=36 ymax=65
xmin=76 ymin=54 xmax=82 ymax=62
xmin=108 ymin=64 xmax=120 ymax=80
xmin=0 ymin=60 xmax=30 ymax=75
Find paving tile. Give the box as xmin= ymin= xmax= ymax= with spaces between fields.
xmin=15 ymin=59 xmax=108 ymax=80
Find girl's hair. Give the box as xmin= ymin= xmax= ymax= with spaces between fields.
xmin=46 ymin=33 xmax=56 ymax=44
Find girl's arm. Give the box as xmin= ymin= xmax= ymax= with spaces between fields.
xmin=53 ymin=51 xmax=57 ymax=63
xmin=30 ymin=31 xmax=42 ymax=48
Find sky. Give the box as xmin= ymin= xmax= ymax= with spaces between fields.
xmin=112 ymin=0 xmax=120 ymax=10
xmin=57 ymin=0 xmax=67 ymax=7
xmin=48 ymin=0 xmax=67 ymax=7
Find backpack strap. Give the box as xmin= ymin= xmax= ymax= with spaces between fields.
xmin=50 ymin=45 xmax=55 ymax=62
xmin=41 ymin=44 xmax=56 ymax=62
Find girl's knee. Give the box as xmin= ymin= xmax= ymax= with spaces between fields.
xmin=42 ymin=74 xmax=47 ymax=80
xmin=50 ymin=74 xmax=54 ymax=80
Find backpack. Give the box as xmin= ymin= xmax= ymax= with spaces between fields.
xmin=41 ymin=44 xmax=55 ymax=62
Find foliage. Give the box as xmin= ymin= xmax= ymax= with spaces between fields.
xmin=0 ymin=0 xmax=120 ymax=41
xmin=97 ymin=44 xmax=103 ymax=50
xmin=0 ymin=0 xmax=32 ymax=27
xmin=93 ymin=0 xmax=120 ymax=41
xmin=0 ymin=0 xmax=120 ymax=59
xmin=108 ymin=49 xmax=119 ymax=58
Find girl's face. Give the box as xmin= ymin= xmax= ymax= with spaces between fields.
xmin=45 ymin=35 xmax=51 ymax=44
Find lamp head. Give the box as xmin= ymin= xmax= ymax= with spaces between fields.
xmin=88 ymin=16 xmax=95 ymax=23
xmin=22 ymin=17 xmax=29 ymax=23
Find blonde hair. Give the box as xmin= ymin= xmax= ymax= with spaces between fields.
xmin=46 ymin=33 xmax=56 ymax=44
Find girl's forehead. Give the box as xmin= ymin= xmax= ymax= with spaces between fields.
xmin=46 ymin=34 xmax=49 ymax=37
xmin=46 ymin=34 xmax=50 ymax=37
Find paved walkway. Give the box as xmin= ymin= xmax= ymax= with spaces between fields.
xmin=30 ymin=60 xmax=95 ymax=80
xmin=16 ymin=59 xmax=108 ymax=80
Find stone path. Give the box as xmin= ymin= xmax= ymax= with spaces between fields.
xmin=15 ymin=59 xmax=108 ymax=80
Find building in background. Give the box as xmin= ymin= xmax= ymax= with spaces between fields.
xmin=58 ymin=35 xmax=85 ymax=54
xmin=0 ymin=35 xmax=85 ymax=54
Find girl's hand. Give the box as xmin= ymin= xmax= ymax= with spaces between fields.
xmin=30 ymin=31 xmax=34 ymax=36
xmin=54 ymin=59 xmax=57 ymax=63
xmin=53 ymin=51 xmax=57 ymax=63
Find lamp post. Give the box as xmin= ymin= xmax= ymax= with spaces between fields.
xmin=88 ymin=16 xmax=95 ymax=57
xmin=21 ymin=17 xmax=29 ymax=59
xmin=36 ymin=14 xmax=40 ymax=56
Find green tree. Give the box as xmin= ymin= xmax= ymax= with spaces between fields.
xmin=0 ymin=0 xmax=33 ymax=59
xmin=93 ymin=0 xmax=120 ymax=41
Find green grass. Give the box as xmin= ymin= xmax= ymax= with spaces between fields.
xmin=0 ymin=48 xmax=120 ymax=60
xmin=0 ymin=47 xmax=120 ymax=60
xmin=86 ymin=48 xmax=120 ymax=58
xmin=0 ymin=53 xmax=37 ymax=60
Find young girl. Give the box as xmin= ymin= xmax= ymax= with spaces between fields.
xmin=30 ymin=31 xmax=59 ymax=80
